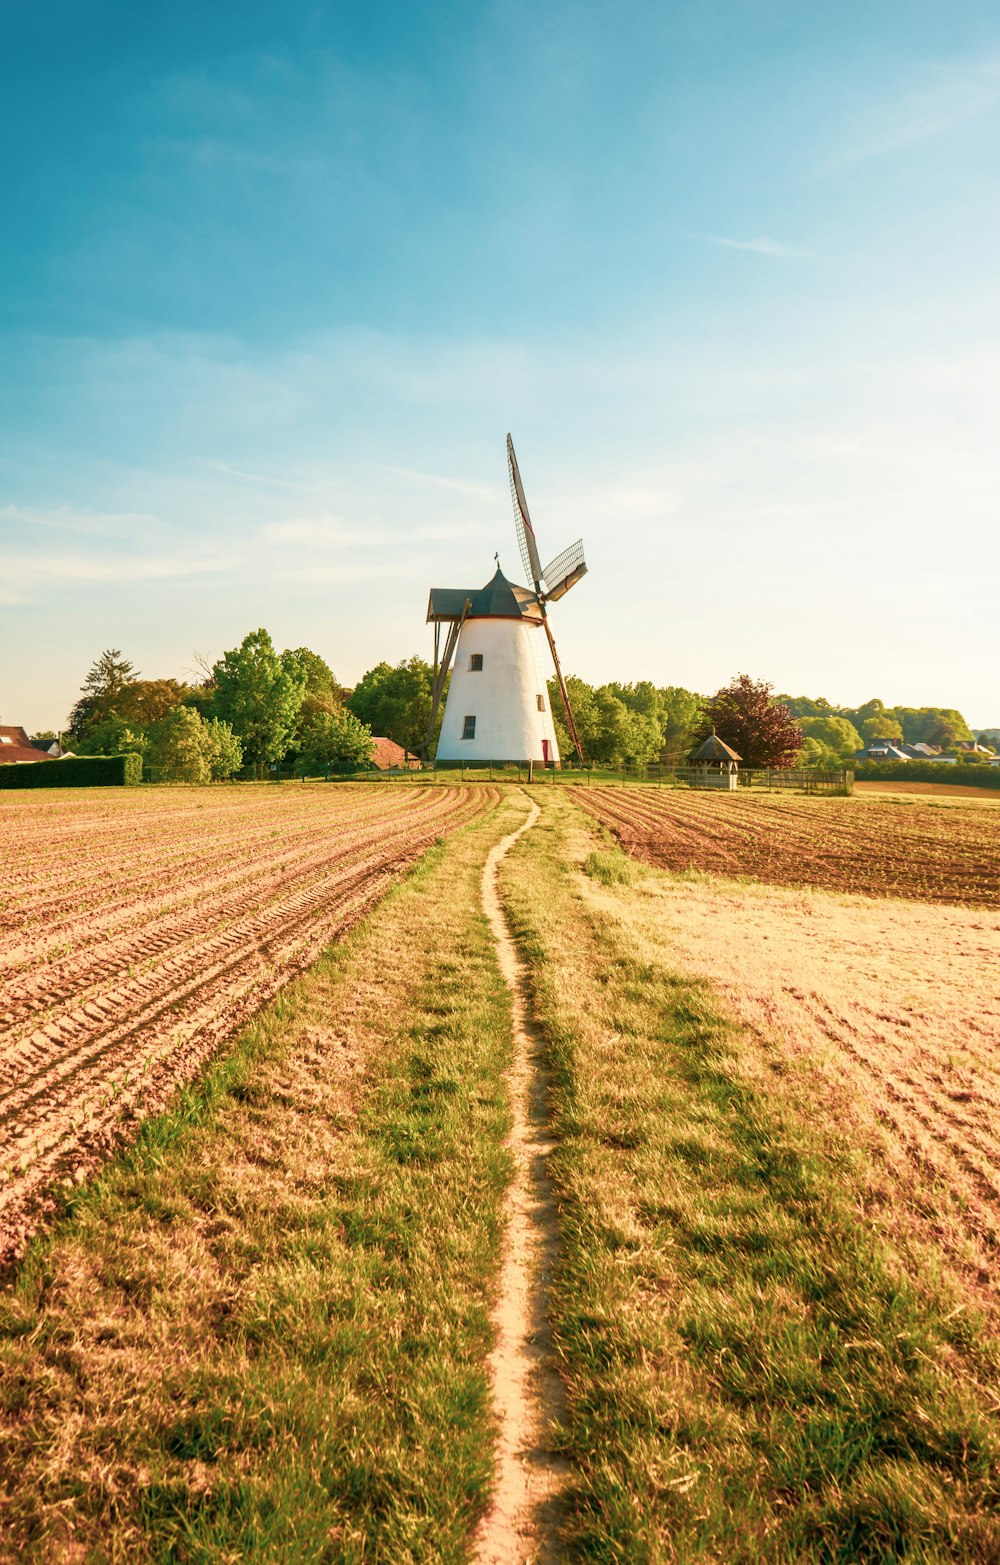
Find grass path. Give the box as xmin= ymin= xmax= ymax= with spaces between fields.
xmin=0 ymin=795 xmax=525 ymax=1562
xmin=474 ymin=796 xmax=568 ymax=1565
xmin=500 ymin=790 xmax=1000 ymax=1562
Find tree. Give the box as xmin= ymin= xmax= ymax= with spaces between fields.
xmin=281 ymin=647 xmax=348 ymax=751
xmin=211 ymin=629 xmax=306 ymax=769
xmin=800 ymin=736 xmax=844 ymax=769
xmin=282 ymin=647 xmax=343 ymax=712
xmin=76 ymin=716 xmax=148 ymax=758
xmin=548 ymin=677 xmax=661 ymax=766
xmin=116 ymin=678 xmax=191 ymax=727
xmin=147 ymin=707 xmax=212 ymax=783
xmin=799 ymin=715 xmax=863 ymax=757
xmin=300 ymin=709 xmax=375 ymax=773
xmin=778 ymin=694 xmax=836 ymax=719
xmin=659 ymin=686 xmax=702 ymax=757
xmin=146 ymin=708 xmax=242 ymax=782
xmin=548 ymin=675 xmax=597 ymax=762
xmin=862 ymin=715 xmax=903 ymax=745
xmin=696 ymin=674 xmax=803 ymax=770
xmin=68 ymin=649 xmax=138 ymax=738
xmin=205 ymin=717 xmax=244 ymax=779
xmin=347 ymin=657 xmax=436 ymax=754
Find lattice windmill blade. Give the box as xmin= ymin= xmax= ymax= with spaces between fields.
xmin=541 ymin=538 xmax=587 ymax=602
xmin=507 ymin=433 xmax=544 ymax=590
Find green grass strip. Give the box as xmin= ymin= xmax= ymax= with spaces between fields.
xmin=0 ymin=797 xmax=526 ymax=1562
xmin=501 ymin=792 xmax=1000 ymax=1563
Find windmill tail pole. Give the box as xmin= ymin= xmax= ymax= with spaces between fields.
xmin=542 ymin=613 xmax=585 ymax=765
xmin=422 ymin=603 xmax=468 ymax=761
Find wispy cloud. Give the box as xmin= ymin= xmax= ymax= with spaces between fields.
xmin=827 ymin=56 xmax=1000 ymax=169
xmin=0 ymin=504 xmax=160 ymax=540
xmin=380 ymin=465 xmax=496 ymax=502
xmin=694 ymin=234 xmax=800 ymax=259
xmin=0 ymin=543 xmax=231 ymax=605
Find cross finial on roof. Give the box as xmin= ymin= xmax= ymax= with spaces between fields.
xmin=494 ymin=551 xmax=500 ymax=567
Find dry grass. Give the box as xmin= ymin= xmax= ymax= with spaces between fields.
xmin=500 ymin=791 xmax=1000 ymax=1561
xmin=586 ymin=858 xmax=1000 ymax=1308
xmin=0 ymin=795 xmax=524 ymax=1562
xmin=575 ymin=786 xmax=1000 ymax=906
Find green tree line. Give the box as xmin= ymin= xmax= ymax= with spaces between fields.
xmin=64 ymin=638 xmax=984 ymax=778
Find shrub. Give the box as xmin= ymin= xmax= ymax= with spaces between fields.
xmin=856 ymin=760 xmax=1000 ymax=790
xmin=0 ymin=755 xmax=140 ymax=789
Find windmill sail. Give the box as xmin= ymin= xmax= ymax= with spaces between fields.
xmin=507 ymin=434 xmax=544 ymax=589
xmin=505 ymin=432 xmax=588 ymax=764
xmin=541 ymin=538 xmax=587 ymax=601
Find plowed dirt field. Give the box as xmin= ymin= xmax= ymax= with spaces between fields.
xmin=575 ymin=787 xmax=1000 ymax=907
xmin=0 ymin=783 xmax=497 ymax=1263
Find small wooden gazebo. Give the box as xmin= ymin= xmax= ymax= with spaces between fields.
xmin=689 ymin=729 xmax=741 ymax=791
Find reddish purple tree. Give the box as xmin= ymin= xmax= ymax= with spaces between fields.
xmin=695 ymin=674 xmax=803 ymax=770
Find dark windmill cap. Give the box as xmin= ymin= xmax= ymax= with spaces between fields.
xmin=427 ymin=565 xmax=543 ymax=624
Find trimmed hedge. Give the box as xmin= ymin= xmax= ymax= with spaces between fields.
xmin=0 ymin=753 xmax=143 ymax=790
xmin=855 ymin=760 xmax=1000 ymax=790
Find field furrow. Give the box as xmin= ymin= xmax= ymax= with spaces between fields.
xmin=0 ymin=782 xmax=497 ymax=1263
xmin=575 ymin=785 xmax=1000 ymax=905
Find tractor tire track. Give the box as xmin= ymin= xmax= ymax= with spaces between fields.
xmin=0 ymin=784 xmax=496 ymax=1266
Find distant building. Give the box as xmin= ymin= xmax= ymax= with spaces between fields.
xmin=0 ymin=725 xmax=53 ymax=764
xmin=857 ymin=741 xmax=909 ymax=761
xmin=689 ymin=729 xmax=741 ymax=791
xmin=370 ymin=737 xmax=421 ymax=771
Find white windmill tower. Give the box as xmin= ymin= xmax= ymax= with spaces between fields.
xmin=425 ymin=435 xmax=588 ymax=766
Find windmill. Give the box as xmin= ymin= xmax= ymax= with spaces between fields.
xmin=424 ymin=435 xmax=587 ymax=765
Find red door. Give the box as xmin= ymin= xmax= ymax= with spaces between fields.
xmin=541 ymin=739 xmax=551 ymax=765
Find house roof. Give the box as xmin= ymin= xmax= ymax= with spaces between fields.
xmin=0 ymin=726 xmax=51 ymax=764
xmin=370 ymin=736 xmax=419 ymax=770
xmin=862 ymin=744 xmax=909 ymax=760
xmin=427 ymin=566 xmax=543 ymax=625
xmin=690 ymin=730 xmax=741 ymax=763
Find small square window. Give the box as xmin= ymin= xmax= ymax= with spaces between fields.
xmin=536 ymin=695 xmax=545 ymax=712
xmin=462 ymin=716 xmax=476 ymax=740
xmin=469 ymin=653 xmax=483 ymax=672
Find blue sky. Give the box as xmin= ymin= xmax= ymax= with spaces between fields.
xmin=2 ymin=0 xmax=998 ymax=729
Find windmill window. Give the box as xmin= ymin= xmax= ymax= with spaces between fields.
xmin=536 ymin=695 xmax=545 ymax=712
xmin=469 ymin=653 xmax=484 ymax=671
xmin=462 ymin=716 xmax=477 ymax=740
